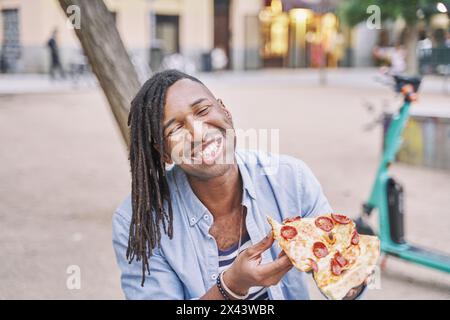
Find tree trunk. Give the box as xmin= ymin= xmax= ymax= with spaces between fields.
xmin=58 ymin=0 xmax=142 ymax=148
xmin=404 ymin=24 xmax=419 ymax=75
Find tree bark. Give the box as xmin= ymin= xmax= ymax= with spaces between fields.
xmin=58 ymin=0 xmax=142 ymax=148
xmin=404 ymin=24 xmax=419 ymax=75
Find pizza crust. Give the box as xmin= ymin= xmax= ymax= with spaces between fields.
xmin=319 ymin=235 xmax=379 ymax=300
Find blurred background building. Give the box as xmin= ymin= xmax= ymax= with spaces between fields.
xmin=0 ymin=0 xmax=449 ymax=73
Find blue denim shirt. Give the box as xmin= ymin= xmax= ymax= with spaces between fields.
xmin=113 ymin=150 xmax=357 ymax=300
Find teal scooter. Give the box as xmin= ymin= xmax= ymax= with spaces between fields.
xmin=356 ymin=74 xmax=450 ymax=273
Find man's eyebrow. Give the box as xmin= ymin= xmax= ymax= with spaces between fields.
xmin=163 ymin=98 xmax=210 ymax=130
xmin=190 ymin=97 xmax=208 ymax=107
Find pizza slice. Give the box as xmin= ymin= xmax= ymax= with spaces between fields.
xmin=268 ymin=214 xmax=379 ymax=300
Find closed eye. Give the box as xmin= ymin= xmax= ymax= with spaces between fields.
xmin=168 ymin=123 xmax=183 ymax=136
xmin=196 ymin=105 xmax=211 ymax=116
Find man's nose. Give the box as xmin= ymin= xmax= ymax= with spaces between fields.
xmin=185 ymin=117 xmax=204 ymax=142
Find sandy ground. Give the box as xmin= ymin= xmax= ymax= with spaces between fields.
xmin=0 ymin=69 xmax=449 ymax=299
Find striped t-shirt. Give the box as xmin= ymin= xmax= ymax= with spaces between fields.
xmin=218 ymin=233 xmax=269 ymax=300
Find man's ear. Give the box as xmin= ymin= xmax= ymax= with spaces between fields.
xmin=217 ymin=98 xmax=232 ymax=120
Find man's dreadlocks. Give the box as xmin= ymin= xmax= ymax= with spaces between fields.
xmin=127 ymin=69 xmax=203 ymax=286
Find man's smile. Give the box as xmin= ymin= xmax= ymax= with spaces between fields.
xmin=191 ymin=135 xmax=224 ymax=165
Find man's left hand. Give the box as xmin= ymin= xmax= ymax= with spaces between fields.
xmin=343 ymin=273 xmax=372 ymax=300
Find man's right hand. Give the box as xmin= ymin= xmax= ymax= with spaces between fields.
xmin=222 ymin=232 xmax=293 ymax=296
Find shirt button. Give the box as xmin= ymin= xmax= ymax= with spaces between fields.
xmin=190 ymin=217 xmax=196 ymax=223
xmin=211 ymin=274 xmax=217 ymax=280
xmin=203 ymin=215 xmax=209 ymax=220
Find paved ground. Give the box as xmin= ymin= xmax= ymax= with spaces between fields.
xmin=0 ymin=69 xmax=449 ymax=299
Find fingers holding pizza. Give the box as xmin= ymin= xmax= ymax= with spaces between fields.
xmin=343 ymin=269 xmax=376 ymax=299
xmin=222 ymin=232 xmax=294 ymax=297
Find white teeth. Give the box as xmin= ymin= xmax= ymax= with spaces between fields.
xmin=192 ymin=137 xmax=222 ymax=162
xmin=203 ymin=141 xmax=218 ymax=158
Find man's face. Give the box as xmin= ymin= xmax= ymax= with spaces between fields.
xmin=162 ymin=79 xmax=235 ymax=180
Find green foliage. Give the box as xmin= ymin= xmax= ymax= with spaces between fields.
xmin=338 ymin=0 xmax=449 ymax=27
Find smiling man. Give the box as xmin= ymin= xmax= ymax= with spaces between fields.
xmin=112 ymin=70 xmax=366 ymax=300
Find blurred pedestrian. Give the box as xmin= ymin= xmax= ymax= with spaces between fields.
xmin=417 ymin=31 xmax=433 ymax=74
xmin=47 ymin=28 xmax=65 ymax=80
xmin=211 ymin=46 xmax=228 ymax=71
xmin=418 ymin=31 xmax=432 ymax=51
xmin=389 ymin=44 xmax=406 ymax=75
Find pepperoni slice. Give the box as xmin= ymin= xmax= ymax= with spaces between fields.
xmin=312 ymin=242 xmax=329 ymax=258
xmin=331 ymin=258 xmax=342 ymax=276
xmin=315 ymin=216 xmax=334 ymax=232
xmin=334 ymin=251 xmax=348 ymax=267
xmin=351 ymin=230 xmax=360 ymax=245
xmin=331 ymin=213 xmax=351 ymax=225
xmin=309 ymin=259 xmax=318 ymax=273
xmin=283 ymin=216 xmax=301 ymax=224
xmin=280 ymin=225 xmax=297 ymax=240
